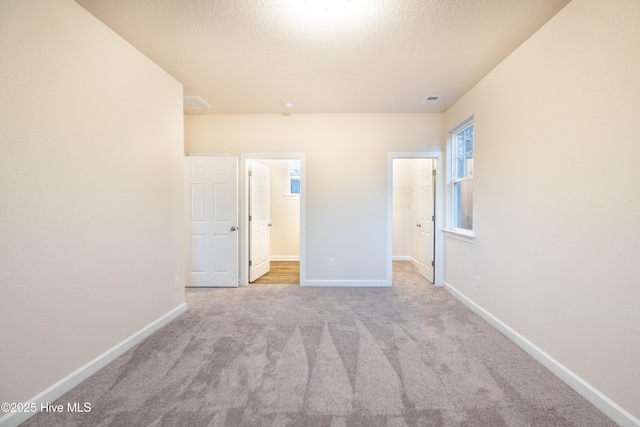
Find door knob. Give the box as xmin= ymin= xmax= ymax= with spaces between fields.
xmin=416 ymin=224 xmax=421 ymax=227
xmin=230 ymin=226 xmax=237 ymax=232
xmin=268 ymin=223 xmax=272 ymax=227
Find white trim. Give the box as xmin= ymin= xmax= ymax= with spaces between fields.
xmin=303 ymin=279 xmax=390 ymax=287
xmin=448 ymin=115 xmax=474 ymax=134
xmin=452 ymin=175 xmax=473 ymax=184
xmin=270 ymin=255 xmax=300 ymax=261
xmin=0 ymin=303 xmax=187 ymax=427
xmin=240 ymin=153 xmax=306 ymax=287
xmin=186 ymin=152 xmax=231 ymax=157
xmin=443 ymin=228 xmax=476 ymax=243
xmin=392 ymin=255 xmax=411 ymax=261
xmin=282 ymin=194 xmax=299 ymax=200
xmin=388 ymin=152 xmax=444 ymax=288
xmin=443 ymin=282 xmax=640 ymax=427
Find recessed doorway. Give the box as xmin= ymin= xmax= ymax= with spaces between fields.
xmin=388 ymin=152 xmax=443 ymax=287
xmin=239 ymin=153 xmax=306 ymax=286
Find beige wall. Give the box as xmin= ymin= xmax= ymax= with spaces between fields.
xmin=4 ymin=0 xmax=635 ymax=421
xmin=0 ymin=0 xmax=185 ymax=409
xmin=443 ymin=0 xmax=640 ymax=420
xmin=186 ymin=113 xmax=443 ymax=283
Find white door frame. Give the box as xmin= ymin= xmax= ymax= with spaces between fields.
xmin=240 ymin=152 xmax=306 ymax=286
xmin=388 ymin=152 xmax=444 ymax=287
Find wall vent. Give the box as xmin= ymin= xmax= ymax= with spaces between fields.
xmin=421 ymin=96 xmax=440 ymax=105
xmin=183 ymin=96 xmax=211 ymax=108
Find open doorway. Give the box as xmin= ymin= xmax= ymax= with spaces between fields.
xmin=239 ymin=153 xmax=306 ymax=286
xmin=388 ymin=153 xmax=443 ymax=287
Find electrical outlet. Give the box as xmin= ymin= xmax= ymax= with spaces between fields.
xmin=329 ymin=258 xmax=335 ymax=267
xmin=475 ymin=276 xmax=480 ymax=288
xmin=173 ymin=278 xmax=180 ymax=290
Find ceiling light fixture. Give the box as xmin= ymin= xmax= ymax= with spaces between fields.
xmin=284 ymin=102 xmax=295 ymax=109
xmin=304 ymin=0 xmax=350 ymax=16
xmin=282 ymin=0 xmax=373 ymax=31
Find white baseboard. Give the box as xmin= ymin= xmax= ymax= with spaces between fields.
xmin=392 ymin=256 xmax=421 ymax=270
xmin=303 ymin=279 xmax=391 ymax=287
xmin=270 ymin=255 xmax=300 ymax=261
xmin=0 ymin=303 xmax=188 ymax=427
xmin=443 ymin=281 xmax=640 ymax=427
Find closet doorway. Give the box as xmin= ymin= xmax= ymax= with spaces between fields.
xmin=388 ymin=152 xmax=443 ymax=287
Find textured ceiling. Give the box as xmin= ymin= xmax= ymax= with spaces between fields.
xmin=74 ymin=0 xmax=571 ymax=114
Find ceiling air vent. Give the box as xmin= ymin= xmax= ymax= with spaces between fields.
xmin=422 ymin=96 xmax=440 ymax=105
xmin=183 ymin=96 xmax=211 ymax=108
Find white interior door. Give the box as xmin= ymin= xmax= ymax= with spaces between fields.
xmin=249 ymin=160 xmax=271 ymax=282
xmin=418 ymin=160 xmax=435 ymax=283
xmin=185 ymin=156 xmax=238 ymax=287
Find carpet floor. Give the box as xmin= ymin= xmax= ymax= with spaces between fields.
xmin=22 ymin=262 xmax=615 ymax=426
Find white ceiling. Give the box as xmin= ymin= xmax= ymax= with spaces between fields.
xmin=74 ymin=0 xmax=571 ymax=114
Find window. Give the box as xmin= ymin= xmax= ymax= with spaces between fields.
xmin=452 ymin=120 xmax=474 ymax=230
xmin=289 ymin=159 xmax=300 ymax=194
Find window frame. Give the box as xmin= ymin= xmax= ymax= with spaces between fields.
xmin=288 ymin=159 xmax=301 ymax=195
xmin=446 ymin=116 xmax=475 ymax=241
xmin=452 ymin=121 xmax=474 ymax=183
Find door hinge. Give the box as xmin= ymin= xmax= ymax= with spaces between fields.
xmin=432 ymin=169 xmax=436 ymax=176
xmin=249 ymin=170 xmax=252 ymax=177
xmin=249 ymin=215 xmax=252 ymax=221
xmin=431 ymin=261 xmax=435 ymax=267
xmin=249 ymin=260 xmax=252 ymax=266
xmin=432 ymin=215 xmax=435 ymax=221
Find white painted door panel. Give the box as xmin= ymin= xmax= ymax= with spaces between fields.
xmin=249 ymin=160 xmax=270 ymax=282
xmin=185 ymin=156 xmax=238 ymax=287
xmin=418 ymin=161 xmax=434 ymax=283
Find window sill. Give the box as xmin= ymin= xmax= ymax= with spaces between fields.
xmin=443 ymin=228 xmax=476 ymax=243
xmin=282 ymin=194 xmax=300 ymax=200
